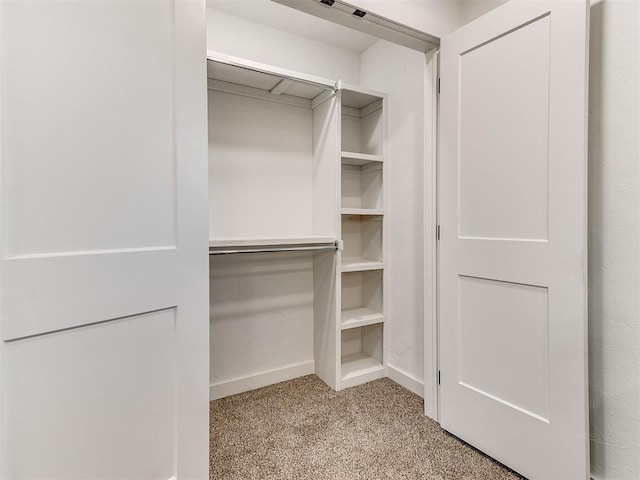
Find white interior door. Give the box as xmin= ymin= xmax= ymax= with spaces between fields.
xmin=0 ymin=1 xmax=209 ymax=478
xmin=439 ymin=1 xmax=589 ymax=478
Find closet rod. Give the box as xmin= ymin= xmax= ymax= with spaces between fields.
xmin=209 ymin=244 xmax=338 ymax=255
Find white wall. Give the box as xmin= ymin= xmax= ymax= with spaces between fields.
xmin=359 ymin=40 xmax=427 ymax=395
xmin=588 ymin=1 xmax=640 ymax=478
xmin=457 ymin=0 xmax=508 ymax=26
xmin=207 ymin=8 xmax=360 ymax=83
xmin=209 ymin=253 xmax=315 ymax=399
xmin=207 ymin=85 xmax=318 ymax=398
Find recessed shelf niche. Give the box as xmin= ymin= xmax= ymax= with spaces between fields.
xmin=341 ymin=323 xmax=384 ymax=388
xmin=341 ymin=89 xmax=383 ymax=156
xmin=341 ymin=270 xmax=383 ymax=330
xmin=341 ymin=162 xmax=383 ymax=210
xmin=341 ymin=215 xmax=382 ymax=272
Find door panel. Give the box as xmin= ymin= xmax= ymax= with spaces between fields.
xmin=458 ymin=276 xmax=550 ymax=421
xmin=0 ymin=1 xmax=209 ymax=478
xmin=439 ymin=1 xmax=589 ymax=478
xmin=2 ymin=0 xmax=177 ymax=256
xmin=458 ymin=14 xmax=550 ymax=241
xmin=5 ymin=310 xmax=176 ymax=479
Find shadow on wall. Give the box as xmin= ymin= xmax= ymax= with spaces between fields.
xmin=588 ymin=1 xmax=640 ymax=479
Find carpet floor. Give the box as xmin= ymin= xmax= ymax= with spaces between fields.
xmin=210 ymin=375 xmax=523 ymax=480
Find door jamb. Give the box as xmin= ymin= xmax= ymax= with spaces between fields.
xmin=423 ymin=47 xmax=440 ymax=421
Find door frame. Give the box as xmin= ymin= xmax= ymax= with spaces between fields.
xmin=423 ymin=46 xmax=440 ymax=421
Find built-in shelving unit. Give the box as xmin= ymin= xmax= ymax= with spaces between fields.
xmin=207 ymin=52 xmax=343 ymax=397
xmin=207 ymin=54 xmax=388 ymax=396
xmin=338 ymin=85 xmax=386 ymax=389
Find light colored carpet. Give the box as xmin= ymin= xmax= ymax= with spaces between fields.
xmin=210 ymin=375 xmax=523 ymax=480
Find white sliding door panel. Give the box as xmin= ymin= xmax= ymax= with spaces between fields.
xmin=0 ymin=1 xmax=209 ymax=478
xmin=440 ymin=1 xmax=589 ymax=479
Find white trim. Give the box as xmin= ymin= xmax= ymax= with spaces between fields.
xmin=387 ymin=364 xmax=424 ymax=398
xmin=423 ymin=47 xmax=440 ymax=421
xmin=271 ymin=0 xmax=439 ymax=52
xmin=209 ymin=361 xmax=315 ymax=400
xmin=340 ymin=365 xmax=385 ymax=389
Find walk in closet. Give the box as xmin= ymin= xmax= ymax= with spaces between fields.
xmin=204 ymin=0 xmax=590 ymax=475
xmin=207 ymin=51 xmax=388 ymax=397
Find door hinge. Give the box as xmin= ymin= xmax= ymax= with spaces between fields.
xmin=437 ymin=78 xmax=441 ymax=94
xmin=436 ymin=225 xmax=440 ymax=241
xmin=438 ymin=370 xmax=441 ymax=385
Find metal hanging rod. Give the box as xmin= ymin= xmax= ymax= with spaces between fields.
xmin=209 ymin=243 xmax=338 ymax=256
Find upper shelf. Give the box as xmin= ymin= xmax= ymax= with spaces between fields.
xmin=207 ymin=52 xmax=336 ymax=108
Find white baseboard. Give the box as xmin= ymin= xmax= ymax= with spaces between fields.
xmin=386 ymin=364 xmax=424 ymax=398
xmin=209 ymin=361 xmax=315 ymax=400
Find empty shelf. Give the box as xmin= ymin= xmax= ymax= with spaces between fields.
xmin=341 ymin=208 xmax=383 ymax=216
xmin=341 ymin=307 xmax=384 ymax=330
xmin=341 ymin=352 xmax=384 ymax=380
xmin=341 ymin=151 xmax=383 ymax=166
xmin=342 ymin=259 xmax=383 ymax=272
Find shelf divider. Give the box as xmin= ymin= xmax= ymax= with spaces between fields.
xmin=341 ymin=352 xmax=385 ymax=388
xmin=341 ymin=259 xmax=384 ymax=272
xmin=341 ymin=151 xmax=383 ymax=166
xmin=341 ymin=307 xmax=384 ymax=330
